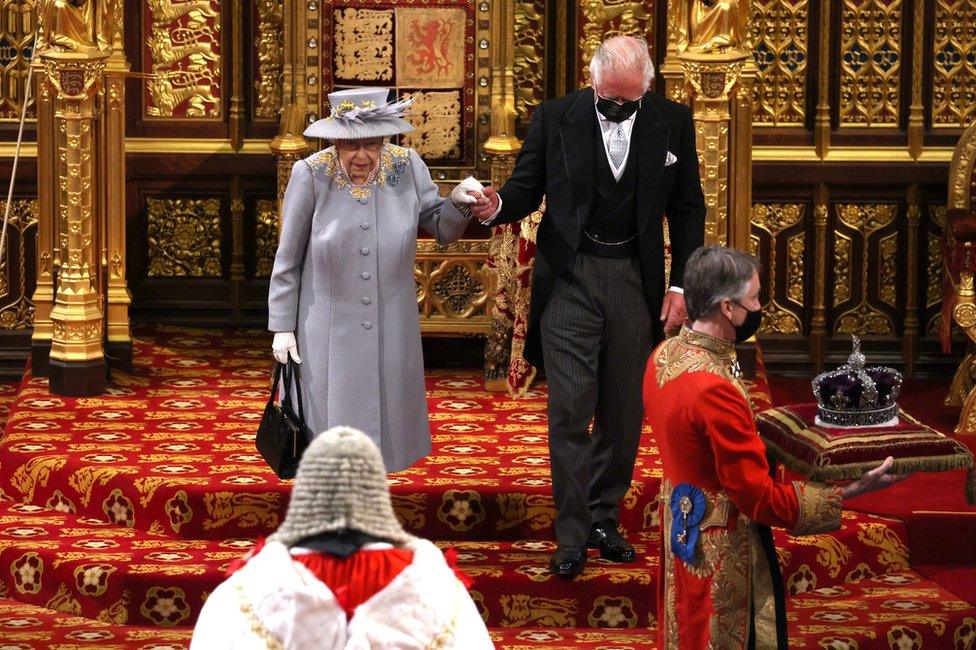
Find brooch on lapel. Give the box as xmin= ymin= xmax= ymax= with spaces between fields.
xmin=670 ymin=483 xmax=706 ymax=563
xmin=383 ymin=150 xmax=409 ymax=187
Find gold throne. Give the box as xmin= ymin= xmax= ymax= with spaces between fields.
xmin=944 ymin=120 xmax=976 ymax=434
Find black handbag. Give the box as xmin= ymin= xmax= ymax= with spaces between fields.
xmin=255 ymin=361 xmax=311 ymax=479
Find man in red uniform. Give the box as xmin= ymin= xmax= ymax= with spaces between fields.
xmin=643 ymin=245 xmax=905 ymax=649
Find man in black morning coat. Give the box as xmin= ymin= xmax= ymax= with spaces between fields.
xmin=470 ymin=35 xmax=706 ymax=577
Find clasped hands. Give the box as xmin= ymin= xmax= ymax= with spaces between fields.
xmin=450 ymin=177 xmax=499 ymax=222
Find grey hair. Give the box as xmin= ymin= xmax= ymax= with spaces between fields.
xmin=589 ymin=35 xmax=655 ymax=89
xmin=684 ymin=245 xmax=762 ymax=321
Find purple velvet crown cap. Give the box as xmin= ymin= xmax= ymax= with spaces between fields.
xmin=811 ymin=335 xmax=903 ymax=427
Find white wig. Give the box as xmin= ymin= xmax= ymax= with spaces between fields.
xmin=589 ymin=35 xmax=655 ymax=90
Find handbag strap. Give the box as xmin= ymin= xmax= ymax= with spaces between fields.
xmin=267 ymin=363 xmax=284 ymax=409
xmin=282 ymin=360 xmax=307 ymax=424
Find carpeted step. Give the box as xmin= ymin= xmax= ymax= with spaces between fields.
xmin=489 ymin=626 xmax=657 ymax=649
xmin=0 ymin=499 xmax=244 ymax=629
xmin=788 ymin=570 xmax=976 ymax=648
xmin=435 ymin=538 xmax=657 ymax=630
xmin=774 ymin=510 xmax=911 ymax=596
xmin=0 ymin=598 xmax=191 ymax=648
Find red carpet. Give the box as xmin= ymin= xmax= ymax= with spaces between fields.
xmin=0 ymin=327 xmax=973 ymax=648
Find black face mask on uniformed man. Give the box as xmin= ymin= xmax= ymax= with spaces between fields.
xmin=730 ymin=301 xmax=763 ymax=344
xmin=596 ymin=95 xmax=641 ymax=123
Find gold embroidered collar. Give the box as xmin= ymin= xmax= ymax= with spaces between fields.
xmin=678 ymin=326 xmax=735 ymax=359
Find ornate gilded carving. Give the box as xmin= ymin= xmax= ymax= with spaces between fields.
xmin=751 ymin=202 xmax=802 ymax=235
xmin=429 ymin=262 xmax=489 ymax=318
xmin=751 ymin=203 xmax=804 ymax=334
xmin=836 ymin=302 xmax=894 ymax=334
xmin=787 ymin=232 xmax=804 ymax=304
xmin=683 ymin=0 xmax=750 ymax=54
xmin=879 ymin=232 xmax=898 ymax=307
xmin=750 ymin=0 xmax=807 ymax=125
xmin=927 ymin=206 xmax=948 ymax=311
xmin=838 ymin=0 xmax=902 ymax=126
xmin=43 ymin=49 xmax=108 ymax=370
xmin=145 ymin=0 xmax=221 ymax=118
xmin=333 ymin=8 xmax=394 ymax=82
xmin=395 ymin=7 xmax=466 ymax=88
xmin=578 ymin=0 xmax=653 ymax=85
xmin=254 ymin=200 xmax=278 ymax=279
xmin=401 ymin=91 xmax=462 ymax=160
xmin=834 ymin=204 xmax=898 ymax=334
xmin=932 ymin=0 xmax=976 ymax=128
xmin=514 ymin=1 xmax=545 ymax=118
xmin=37 ymin=0 xmax=112 ymax=53
xmin=146 ymin=198 xmax=222 ymax=277
xmin=834 ymin=232 xmax=853 ymax=306
xmin=0 ymin=0 xmax=39 ymax=119
xmin=0 ymin=200 xmax=38 ymax=329
xmin=254 ymin=0 xmax=284 ymax=119
xmin=837 ymin=202 xmax=897 ymax=237
xmin=416 ymin=240 xmax=491 ymax=335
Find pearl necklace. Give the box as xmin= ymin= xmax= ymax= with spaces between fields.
xmin=341 ymin=162 xmax=378 ymax=204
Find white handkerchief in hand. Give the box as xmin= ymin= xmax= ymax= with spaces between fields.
xmin=665 ymin=151 xmax=678 ymax=166
xmin=450 ymin=176 xmax=485 ymax=205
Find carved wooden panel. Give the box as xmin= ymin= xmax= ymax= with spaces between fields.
xmin=0 ymin=199 xmax=37 ymax=329
xmin=577 ymin=0 xmax=655 ymax=87
xmin=315 ymin=0 xmax=485 ymax=169
xmin=838 ymin=0 xmax=902 ymax=126
xmin=143 ymin=0 xmax=222 ymax=119
xmin=146 ymin=197 xmax=223 ymax=277
xmin=514 ymin=1 xmax=545 ymax=119
xmin=750 ymin=0 xmax=808 ymax=125
xmin=415 ymin=239 xmax=491 ymax=334
xmin=253 ymin=0 xmax=284 ymax=120
xmin=0 ymin=0 xmax=38 ymax=120
xmin=751 ymin=203 xmax=806 ymax=334
xmin=831 ymin=203 xmax=900 ymax=335
xmin=931 ymin=0 xmax=976 ymax=128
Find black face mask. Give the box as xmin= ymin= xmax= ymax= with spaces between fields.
xmin=730 ymin=301 xmax=763 ymax=344
xmin=596 ymin=95 xmax=641 ymax=122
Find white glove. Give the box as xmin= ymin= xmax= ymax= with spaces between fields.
xmin=450 ymin=176 xmax=484 ymax=205
xmin=272 ymin=332 xmax=301 ymax=364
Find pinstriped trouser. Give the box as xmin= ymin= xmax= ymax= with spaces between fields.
xmin=540 ymin=253 xmax=653 ymax=546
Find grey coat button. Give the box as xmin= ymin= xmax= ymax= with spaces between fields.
xmin=360 ymin=222 xmax=370 ymax=230
xmin=362 ymin=321 xmax=372 ymax=329
xmin=360 ymin=246 xmax=370 ymax=255
xmin=360 ymin=271 xmax=370 ymax=280
xmin=361 ymin=296 xmax=371 ymax=305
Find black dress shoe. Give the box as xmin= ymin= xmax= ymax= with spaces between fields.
xmin=549 ymin=544 xmax=587 ymax=578
xmin=587 ymin=519 xmax=636 ymax=563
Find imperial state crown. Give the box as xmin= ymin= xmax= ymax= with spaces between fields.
xmin=812 ymin=336 xmax=903 ymax=427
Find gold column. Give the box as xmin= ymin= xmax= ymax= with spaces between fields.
xmin=907 ymin=0 xmax=925 ymax=160
xmin=662 ymin=1 xmax=754 ymax=246
xmin=483 ymin=0 xmax=522 ymax=391
xmin=103 ymin=2 xmax=132 ymax=370
xmin=43 ymin=50 xmax=109 ymax=395
xmin=269 ymin=104 xmax=310 ymax=224
xmin=811 ymin=183 xmax=829 ymax=372
xmin=904 ymin=184 xmax=921 ymax=375
xmin=30 ymin=59 xmax=57 ymax=376
xmin=230 ymin=0 xmax=245 ymax=150
xmin=814 ymin=0 xmax=831 ymax=159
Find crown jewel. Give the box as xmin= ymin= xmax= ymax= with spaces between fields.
xmin=812 ymin=335 xmax=903 ymax=427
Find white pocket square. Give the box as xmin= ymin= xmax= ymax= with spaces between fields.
xmin=665 ymin=151 xmax=678 ymax=166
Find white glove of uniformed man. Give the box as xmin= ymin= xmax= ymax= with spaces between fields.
xmin=450 ymin=176 xmax=485 ymax=205
xmin=272 ymin=332 xmax=301 ymax=364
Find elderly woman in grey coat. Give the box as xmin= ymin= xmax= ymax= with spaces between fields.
xmin=268 ymin=87 xmax=480 ymax=472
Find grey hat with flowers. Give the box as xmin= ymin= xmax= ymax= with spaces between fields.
xmin=268 ymin=426 xmax=414 ymax=547
xmin=304 ymin=87 xmax=414 ymax=141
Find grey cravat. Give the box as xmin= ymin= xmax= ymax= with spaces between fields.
xmin=608 ymin=124 xmax=627 ymax=168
